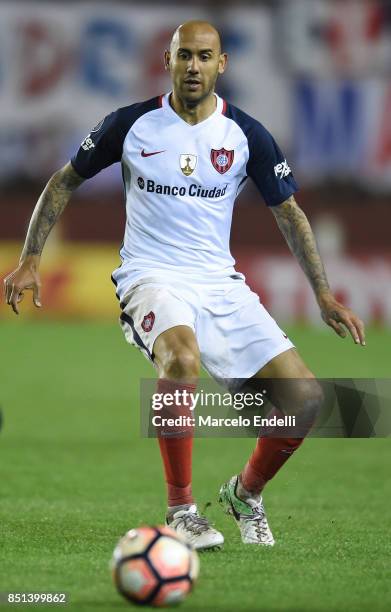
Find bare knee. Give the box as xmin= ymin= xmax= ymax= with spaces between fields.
xmin=293 ymin=379 xmax=324 ymax=429
xmin=162 ymin=349 xmax=200 ymax=380
xmin=154 ymin=327 xmax=200 ymax=381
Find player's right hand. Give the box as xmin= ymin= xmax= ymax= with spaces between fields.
xmin=3 ymin=256 xmax=42 ymax=315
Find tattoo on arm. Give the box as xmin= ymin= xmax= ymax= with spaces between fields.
xmin=271 ymin=195 xmax=330 ymax=299
xmin=21 ymin=162 xmax=85 ymax=260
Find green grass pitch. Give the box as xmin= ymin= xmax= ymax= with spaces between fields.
xmin=1 ymin=322 xmax=390 ymax=611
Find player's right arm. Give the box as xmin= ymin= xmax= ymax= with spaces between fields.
xmin=3 ymin=162 xmax=85 ymax=314
xmin=5 ymin=107 xmax=133 ymax=314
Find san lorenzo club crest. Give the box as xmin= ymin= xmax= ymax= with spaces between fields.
xmin=141 ymin=311 xmax=155 ymax=332
xmin=180 ymin=154 xmax=197 ymax=176
xmin=211 ymin=148 xmax=234 ymax=174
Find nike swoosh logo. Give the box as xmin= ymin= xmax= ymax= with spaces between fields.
xmin=141 ymin=149 xmax=166 ymax=157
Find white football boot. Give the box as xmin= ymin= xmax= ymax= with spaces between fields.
xmin=166 ymin=504 xmax=224 ymax=551
xmin=218 ymin=475 xmax=275 ymax=546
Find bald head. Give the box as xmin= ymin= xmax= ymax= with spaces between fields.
xmin=170 ymin=20 xmax=222 ymax=55
xmin=165 ymin=20 xmax=227 ymax=109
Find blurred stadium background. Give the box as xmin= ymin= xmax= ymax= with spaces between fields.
xmin=1 ymin=0 xmax=390 ymax=326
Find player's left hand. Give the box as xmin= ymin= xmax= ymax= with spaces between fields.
xmin=318 ymin=293 xmax=365 ymax=345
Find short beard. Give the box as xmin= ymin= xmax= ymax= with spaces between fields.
xmin=180 ymin=84 xmax=215 ymax=109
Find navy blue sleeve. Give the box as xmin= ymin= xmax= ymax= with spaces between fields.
xmin=71 ymin=111 xmax=125 ymax=179
xmin=225 ymin=104 xmax=298 ymax=206
xmin=70 ymin=97 xmax=161 ymax=179
xmin=246 ymin=122 xmax=298 ymax=206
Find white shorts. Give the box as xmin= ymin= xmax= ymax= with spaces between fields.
xmin=119 ymin=274 xmax=294 ymax=385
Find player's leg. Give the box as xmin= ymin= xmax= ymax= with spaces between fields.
xmin=153 ymin=325 xmax=199 ymax=509
xmin=219 ymin=349 xmax=322 ymax=546
xmin=196 ymin=276 xmax=322 ymax=545
xmin=119 ymin=280 xmax=200 ymax=505
xmin=153 ymin=326 xmax=224 ymax=550
xmin=153 ymin=324 xmax=200 ymax=381
xmin=120 ymin=280 xmax=224 ymax=549
xmin=220 ymin=348 xmax=323 ymax=544
xmin=239 ymin=348 xmax=321 ymax=496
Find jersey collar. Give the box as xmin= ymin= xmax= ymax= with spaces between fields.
xmin=161 ymin=92 xmax=224 ymax=127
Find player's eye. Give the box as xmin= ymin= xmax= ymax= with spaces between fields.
xmin=201 ymin=54 xmax=211 ymax=61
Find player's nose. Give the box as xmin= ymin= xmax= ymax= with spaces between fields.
xmin=187 ymin=56 xmax=200 ymax=73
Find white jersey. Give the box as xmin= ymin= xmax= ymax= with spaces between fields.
xmin=71 ymin=92 xmax=298 ymax=302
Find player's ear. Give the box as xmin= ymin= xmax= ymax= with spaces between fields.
xmin=164 ymin=50 xmax=171 ymax=71
xmin=218 ymin=52 xmax=228 ymax=75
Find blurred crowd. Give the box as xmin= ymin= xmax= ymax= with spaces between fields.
xmin=0 ymin=0 xmax=390 ymax=190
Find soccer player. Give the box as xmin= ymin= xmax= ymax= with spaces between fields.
xmin=4 ymin=21 xmax=365 ymax=550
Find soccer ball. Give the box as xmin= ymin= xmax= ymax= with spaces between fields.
xmin=111 ymin=526 xmax=199 ymax=607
